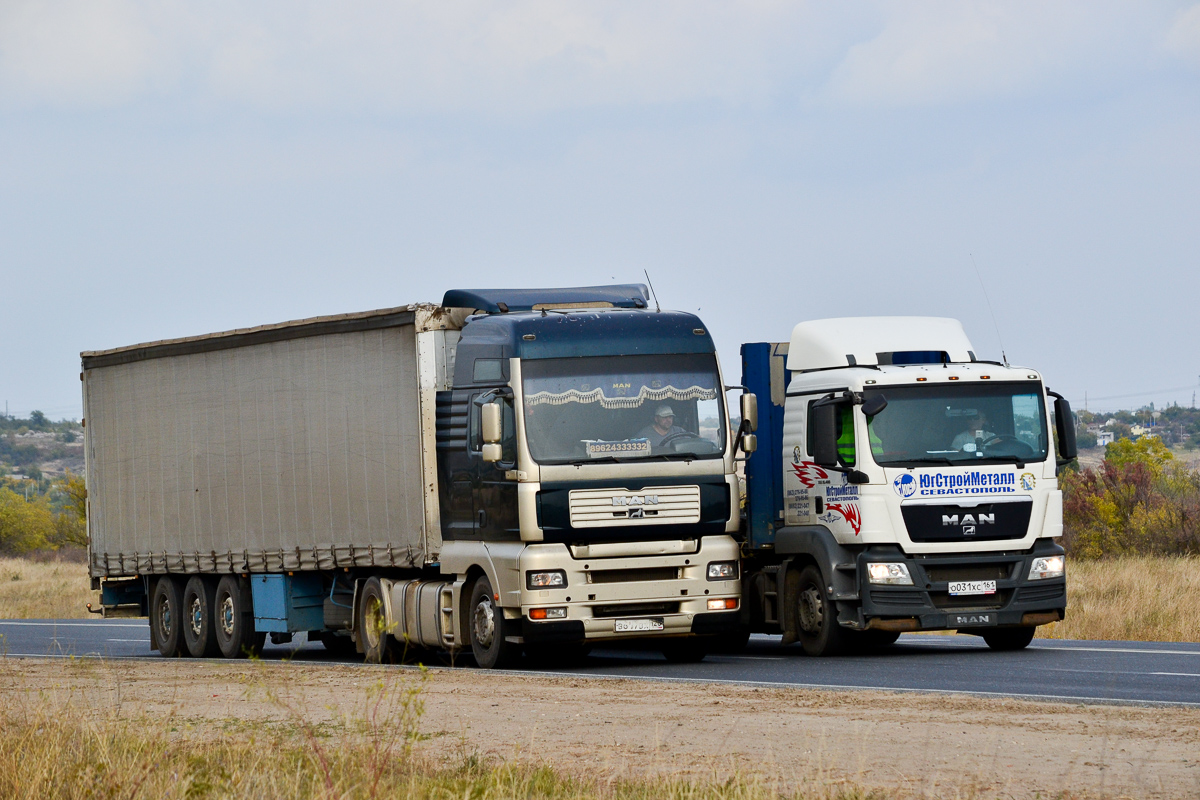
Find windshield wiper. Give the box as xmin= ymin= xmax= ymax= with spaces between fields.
xmin=899 ymin=457 xmax=959 ymax=466
xmin=567 ymin=455 xmax=629 ymax=466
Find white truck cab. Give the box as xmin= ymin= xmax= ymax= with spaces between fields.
xmin=738 ymin=317 xmax=1074 ymax=654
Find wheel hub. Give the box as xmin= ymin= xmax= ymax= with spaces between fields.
xmin=159 ymin=601 xmax=172 ymax=637
xmin=220 ymin=596 xmax=235 ymax=637
xmin=798 ymin=586 xmax=824 ymax=634
xmin=473 ymin=598 xmax=495 ymax=648
xmin=190 ymin=597 xmax=203 ymax=637
xmin=363 ymin=596 xmax=383 ymax=648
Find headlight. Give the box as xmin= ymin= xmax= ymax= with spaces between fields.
xmin=526 ymin=570 xmax=566 ymax=589
xmin=1028 ymin=555 xmax=1065 ymax=580
xmin=707 ymin=561 xmax=738 ymax=581
xmin=867 ymin=562 xmax=913 ymax=586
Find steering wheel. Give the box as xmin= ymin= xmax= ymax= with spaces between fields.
xmin=658 ymin=431 xmax=702 ymax=450
xmin=979 ymin=433 xmax=1022 ymax=448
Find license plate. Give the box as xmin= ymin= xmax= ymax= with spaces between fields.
xmin=948 ymin=580 xmax=996 ymax=596
xmin=951 ymin=613 xmax=996 ymax=627
xmin=614 ymin=618 xmax=664 ymax=633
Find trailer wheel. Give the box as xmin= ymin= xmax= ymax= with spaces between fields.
xmin=151 ymin=577 xmax=184 ymax=657
xmin=214 ymin=575 xmax=261 ymax=659
xmin=358 ymin=577 xmax=396 ymax=664
xmin=468 ymin=576 xmax=519 ymax=669
xmin=182 ymin=576 xmax=220 ymax=658
xmin=793 ymin=565 xmax=847 ymax=657
xmin=981 ymin=627 xmax=1035 ymax=651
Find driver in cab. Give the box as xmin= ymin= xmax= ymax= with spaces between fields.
xmin=952 ymin=410 xmax=994 ymax=452
xmin=637 ymin=405 xmax=687 ymax=451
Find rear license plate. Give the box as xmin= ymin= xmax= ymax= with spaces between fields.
xmin=948 ymin=580 xmax=996 ymax=596
xmin=951 ymin=613 xmax=996 ymax=627
xmin=614 ymin=618 xmax=664 ymax=633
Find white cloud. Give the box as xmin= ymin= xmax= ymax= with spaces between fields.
xmin=1166 ymin=3 xmax=1200 ymax=65
xmin=824 ymin=1 xmax=1179 ymax=107
xmin=0 ymin=1 xmax=830 ymax=113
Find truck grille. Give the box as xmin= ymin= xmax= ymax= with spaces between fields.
xmin=924 ymin=564 xmax=1013 ymax=583
xmin=1017 ymin=584 xmax=1065 ymax=603
xmin=591 ymin=601 xmax=680 ymax=618
xmin=569 ymin=485 xmax=701 ymax=528
xmin=587 ymin=567 xmax=681 ymax=584
xmin=930 ymin=589 xmax=1012 ymax=610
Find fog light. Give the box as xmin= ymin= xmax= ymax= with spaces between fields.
xmin=1028 ymin=555 xmax=1065 ymax=580
xmin=867 ymin=562 xmax=913 ymax=585
xmin=707 ymin=561 xmax=738 ymax=581
xmin=707 ymin=598 xmax=738 ymax=610
xmin=527 ymin=570 xmax=566 ymax=589
xmin=529 ymin=607 xmax=567 ymax=620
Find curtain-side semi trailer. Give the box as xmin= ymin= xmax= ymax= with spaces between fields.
xmin=734 ymin=317 xmax=1075 ymax=655
xmin=83 ymin=286 xmax=745 ymax=667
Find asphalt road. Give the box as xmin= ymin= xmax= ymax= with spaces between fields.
xmin=4 ymin=619 xmax=1198 ymax=707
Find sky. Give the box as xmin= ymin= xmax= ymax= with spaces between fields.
xmin=1 ymin=1 xmax=1198 ymax=419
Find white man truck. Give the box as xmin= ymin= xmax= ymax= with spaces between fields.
xmin=734 ymin=317 xmax=1074 ymax=654
xmin=84 ymin=286 xmax=743 ymax=667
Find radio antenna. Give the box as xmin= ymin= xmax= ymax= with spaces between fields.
xmin=643 ymin=269 xmax=661 ymax=312
xmin=970 ymin=253 xmax=1008 ymax=367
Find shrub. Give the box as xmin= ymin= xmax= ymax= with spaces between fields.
xmin=1062 ymin=437 xmax=1200 ymax=558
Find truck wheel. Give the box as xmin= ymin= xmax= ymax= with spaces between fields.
xmin=358 ymin=577 xmax=396 ymax=664
xmin=981 ymin=627 xmax=1035 ymax=651
xmin=661 ymin=639 xmax=709 ymax=663
xmin=183 ymin=576 xmax=220 ymax=658
xmin=214 ymin=575 xmax=260 ymax=659
xmin=794 ymin=565 xmax=847 ymax=657
xmin=468 ymin=576 xmax=519 ymax=669
xmin=151 ymin=577 xmax=184 ymax=658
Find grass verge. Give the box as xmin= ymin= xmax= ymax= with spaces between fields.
xmin=0 ymin=554 xmax=96 ymax=619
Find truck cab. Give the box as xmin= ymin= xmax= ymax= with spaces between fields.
xmin=431 ymin=286 xmax=743 ymax=665
xmin=740 ymin=317 xmax=1074 ymax=654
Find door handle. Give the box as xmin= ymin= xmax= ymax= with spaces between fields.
xmin=477 ymin=509 xmax=487 ymax=528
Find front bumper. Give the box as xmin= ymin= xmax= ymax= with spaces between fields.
xmin=857 ymin=539 xmax=1066 ymax=631
xmin=517 ymin=535 xmax=741 ymax=643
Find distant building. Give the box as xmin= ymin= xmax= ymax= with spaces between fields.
xmin=1095 ymin=431 xmax=1115 ymax=447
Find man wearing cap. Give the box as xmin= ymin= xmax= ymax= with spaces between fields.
xmin=636 ymin=405 xmax=688 ymax=451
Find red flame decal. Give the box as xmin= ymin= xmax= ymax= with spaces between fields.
xmin=791 ymin=461 xmax=830 ymax=489
xmin=825 ymin=502 xmax=862 ymax=536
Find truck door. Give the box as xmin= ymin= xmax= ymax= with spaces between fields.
xmin=468 ymin=395 xmax=519 ymax=539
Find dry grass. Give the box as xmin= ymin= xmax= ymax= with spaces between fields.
xmin=0 ymin=661 xmax=885 ymax=800
xmin=0 ymin=555 xmax=97 ymax=619
xmin=1038 ymin=555 xmax=1200 ymax=642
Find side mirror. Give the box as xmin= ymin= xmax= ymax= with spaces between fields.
xmin=810 ymin=402 xmax=840 ymax=468
xmin=861 ymin=394 xmax=888 ymax=417
xmin=1052 ymin=394 xmax=1077 ymax=461
xmin=741 ymin=433 xmax=757 ymax=454
xmin=481 ymin=402 xmax=502 ymax=445
xmin=481 ymin=443 xmax=503 ymax=463
xmin=740 ymin=393 xmax=758 ymax=433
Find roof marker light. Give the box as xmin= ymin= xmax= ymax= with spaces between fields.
xmin=981 ymin=375 xmax=990 ymax=380
xmin=948 ymin=376 xmax=959 ymax=380
xmin=916 ymin=377 xmax=927 ymax=382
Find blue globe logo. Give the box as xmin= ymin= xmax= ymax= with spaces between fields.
xmin=893 ymin=474 xmax=916 ymax=498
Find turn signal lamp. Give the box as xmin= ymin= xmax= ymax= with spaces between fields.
xmin=529 ymin=607 xmax=567 ymax=620
xmin=1028 ymin=555 xmax=1065 ymax=580
xmin=867 ymin=562 xmax=914 ymax=585
xmin=707 ymin=598 xmax=738 ymax=611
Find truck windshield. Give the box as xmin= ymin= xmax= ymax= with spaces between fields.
xmin=521 ymin=354 xmax=726 ymax=464
xmin=863 ymin=383 xmax=1048 ymax=467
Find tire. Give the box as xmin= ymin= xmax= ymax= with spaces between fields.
xmin=214 ymin=575 xmax=261 ymax=659
xmin=151 ymin=576 xmax=184 ymax=658
xmin=468 ymin=576 xmax=520 ymax=669
xmin=661 ymin=639 xmax=709 ymax=663
xmin=981 ymin=627 xmax=1035 ymax=651
xmin=357 ymin=577 xmax=397 ymax=665
xmin=182 ymin=576 xmax=220 ymax=658
xmin=793 ymin=565 xmax=848 ymax=657
xmin=319 ymin=631 xmax=359 ymax=658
